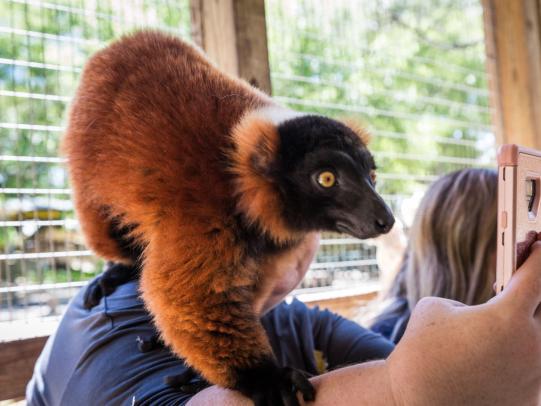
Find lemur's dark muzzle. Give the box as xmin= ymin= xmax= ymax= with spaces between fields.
xmin=373 ymin=202 xmax=395 ymax=234
xmin=339 ymin=191 xmax=395 ymax=239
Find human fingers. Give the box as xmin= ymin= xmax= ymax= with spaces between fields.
xmin=501 ymin=241 xmax=541 ymax=315
xmin=516 ymin=231 xmax=539 ymax=268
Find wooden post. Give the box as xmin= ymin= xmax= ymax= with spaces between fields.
xmin=190 ymin=0 xmax=272 ymax=95
xmin=482 ymin=0 xmax=541 ymax=148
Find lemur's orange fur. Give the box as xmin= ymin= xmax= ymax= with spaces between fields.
xmin=231 ymin=116 xmax=302 ymax=244
xmin=62 ymin=31 xmax=302 ymax=387
xmin=340 ymin=117 xmax=372 ymax=145
xmin=64 ymin=31 xmax=372 ymax=389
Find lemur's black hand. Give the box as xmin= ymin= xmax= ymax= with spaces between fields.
xmin=83 ymin=277 xmax=103 ymax=309
xmin=83 ymin=262 xmax=139 ymax=309
xmin=235 ymin=361 xmax=315 ymax=406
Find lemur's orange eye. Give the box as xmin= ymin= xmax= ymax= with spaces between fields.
xmin=317 ymin=171 xmax=336 ymax=188
xmin=370 ymin=169 xmax=377 ymax=186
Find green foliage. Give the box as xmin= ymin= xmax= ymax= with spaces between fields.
xmin=0 ymin=0 xmax=190 ymax=286
xmin=0 ymin=0 xmax=492 ymax=288
xmin=266 ymin=0 xmax=493 ymax=203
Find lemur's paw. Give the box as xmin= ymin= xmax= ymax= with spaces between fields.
xmin=83 ymin=277 xmax=103 ymax=309
xmin=235 ymin=362 xmax=315 ymax=406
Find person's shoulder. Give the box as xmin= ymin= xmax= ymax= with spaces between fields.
xmin=264 ymin=297 xmax=360 ymax=333
xmin=28 ymin=276 xmax=196 ymax=405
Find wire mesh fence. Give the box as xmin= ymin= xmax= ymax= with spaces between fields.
xmin=265 ymin=0 xmax=494 ymax=291
xmin=0 ymin=0 xmax=494 ymax=339
xmin=0 ymin=0 xmax=191 ymax=338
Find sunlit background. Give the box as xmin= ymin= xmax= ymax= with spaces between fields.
xmin=0 ymin=0 xmax=493 ymax=340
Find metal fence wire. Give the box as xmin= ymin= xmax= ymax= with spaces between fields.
xmin=266 ymin=0 xmax=493 ymax=293
xmin=0 ymin=0 xmax=191 ymax=339
xmin=0 ymin=0 xmax=493 ymax=339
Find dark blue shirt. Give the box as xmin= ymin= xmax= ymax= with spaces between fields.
xmin=27 ymin=277 xmax=394 ymax=405
xmin=370 ymin=297 xmax=410 ymax=344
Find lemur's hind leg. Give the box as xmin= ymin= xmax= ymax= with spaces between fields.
xmin=83 ymin=262 xmax=139 ymax=309
xmin=83 ymin=210 xmax=141 ymax=309
xmin=73 ymin=199 xmax=128 ymax=262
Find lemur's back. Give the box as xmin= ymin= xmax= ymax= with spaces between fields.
xmin=63 ymin=30 xmax=391 ymax=402
xmin=63 ymin=31 xmax=321 ymax=399
xmin=63 ymin=31 xmax=270 ymax=261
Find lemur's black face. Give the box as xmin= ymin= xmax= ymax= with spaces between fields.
xmin=274 ymin=115 xmax=394 ymax=239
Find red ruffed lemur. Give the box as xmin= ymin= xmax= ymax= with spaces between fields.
xmin=63 ymin=30 xmax=394 ymax=405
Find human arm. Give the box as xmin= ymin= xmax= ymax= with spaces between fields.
xmin=317 ymin=240 xmax=541 ymax=405
xmin=189 ymin=241 xmax=541 ymax=405
xmin=186 ymin=361 xmax=396 ymax=405
xmin=386 ymin=240 xmax=541 ymax=405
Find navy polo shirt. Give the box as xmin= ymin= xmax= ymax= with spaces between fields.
xmin=27 ymin=277 xmax=394 ymax=405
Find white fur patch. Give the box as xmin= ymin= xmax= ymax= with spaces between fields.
xmin=254 ymin=105 xmax=307 ymax=126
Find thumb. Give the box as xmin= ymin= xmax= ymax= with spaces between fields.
xmin=499 ymin=241 xmax=541 ymax=315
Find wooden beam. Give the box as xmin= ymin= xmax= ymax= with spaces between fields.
xmin=190 ymin=0 xmax=272 ymax=94
xmin=482 ymin=0 xmax=541 ymax=148
xmin=0 ymin=336 xmax=48 ymax=401
xmin=303 ymin=291 xmax=379 ymax=320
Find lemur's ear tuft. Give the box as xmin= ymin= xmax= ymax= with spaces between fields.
xmin=230 ymin=112 xmax=299 ymax=244
xmin=249 ymin=134 xmax=277 ymax=177
xmin=231 ymin=114 xmax=279 ymax=177
xmin=340 ymin=117 xmax=372 ymax=145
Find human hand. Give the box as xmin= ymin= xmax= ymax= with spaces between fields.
xmin=387 ymin=242 xmax=541 ymax=405
xmin=517 ymin=230 xmax=540 ymax=268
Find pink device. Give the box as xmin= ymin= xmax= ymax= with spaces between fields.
xmin=497 ymin=144 xmax=541 ymax=292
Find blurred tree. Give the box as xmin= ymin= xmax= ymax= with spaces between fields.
xmin=0 ymin=0 xmax=190 ymax=286
xmin=267 ymin=0 xmax=492 ymax=202
xmin=0 ymin=0 xmax=492 ymax=287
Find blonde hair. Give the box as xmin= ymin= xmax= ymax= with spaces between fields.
xmin=403 ymin=168 xmax=498 ymax=307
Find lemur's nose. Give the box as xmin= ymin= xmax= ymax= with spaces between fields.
xmin=375 ymin=215 xmax=394 ymax=234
